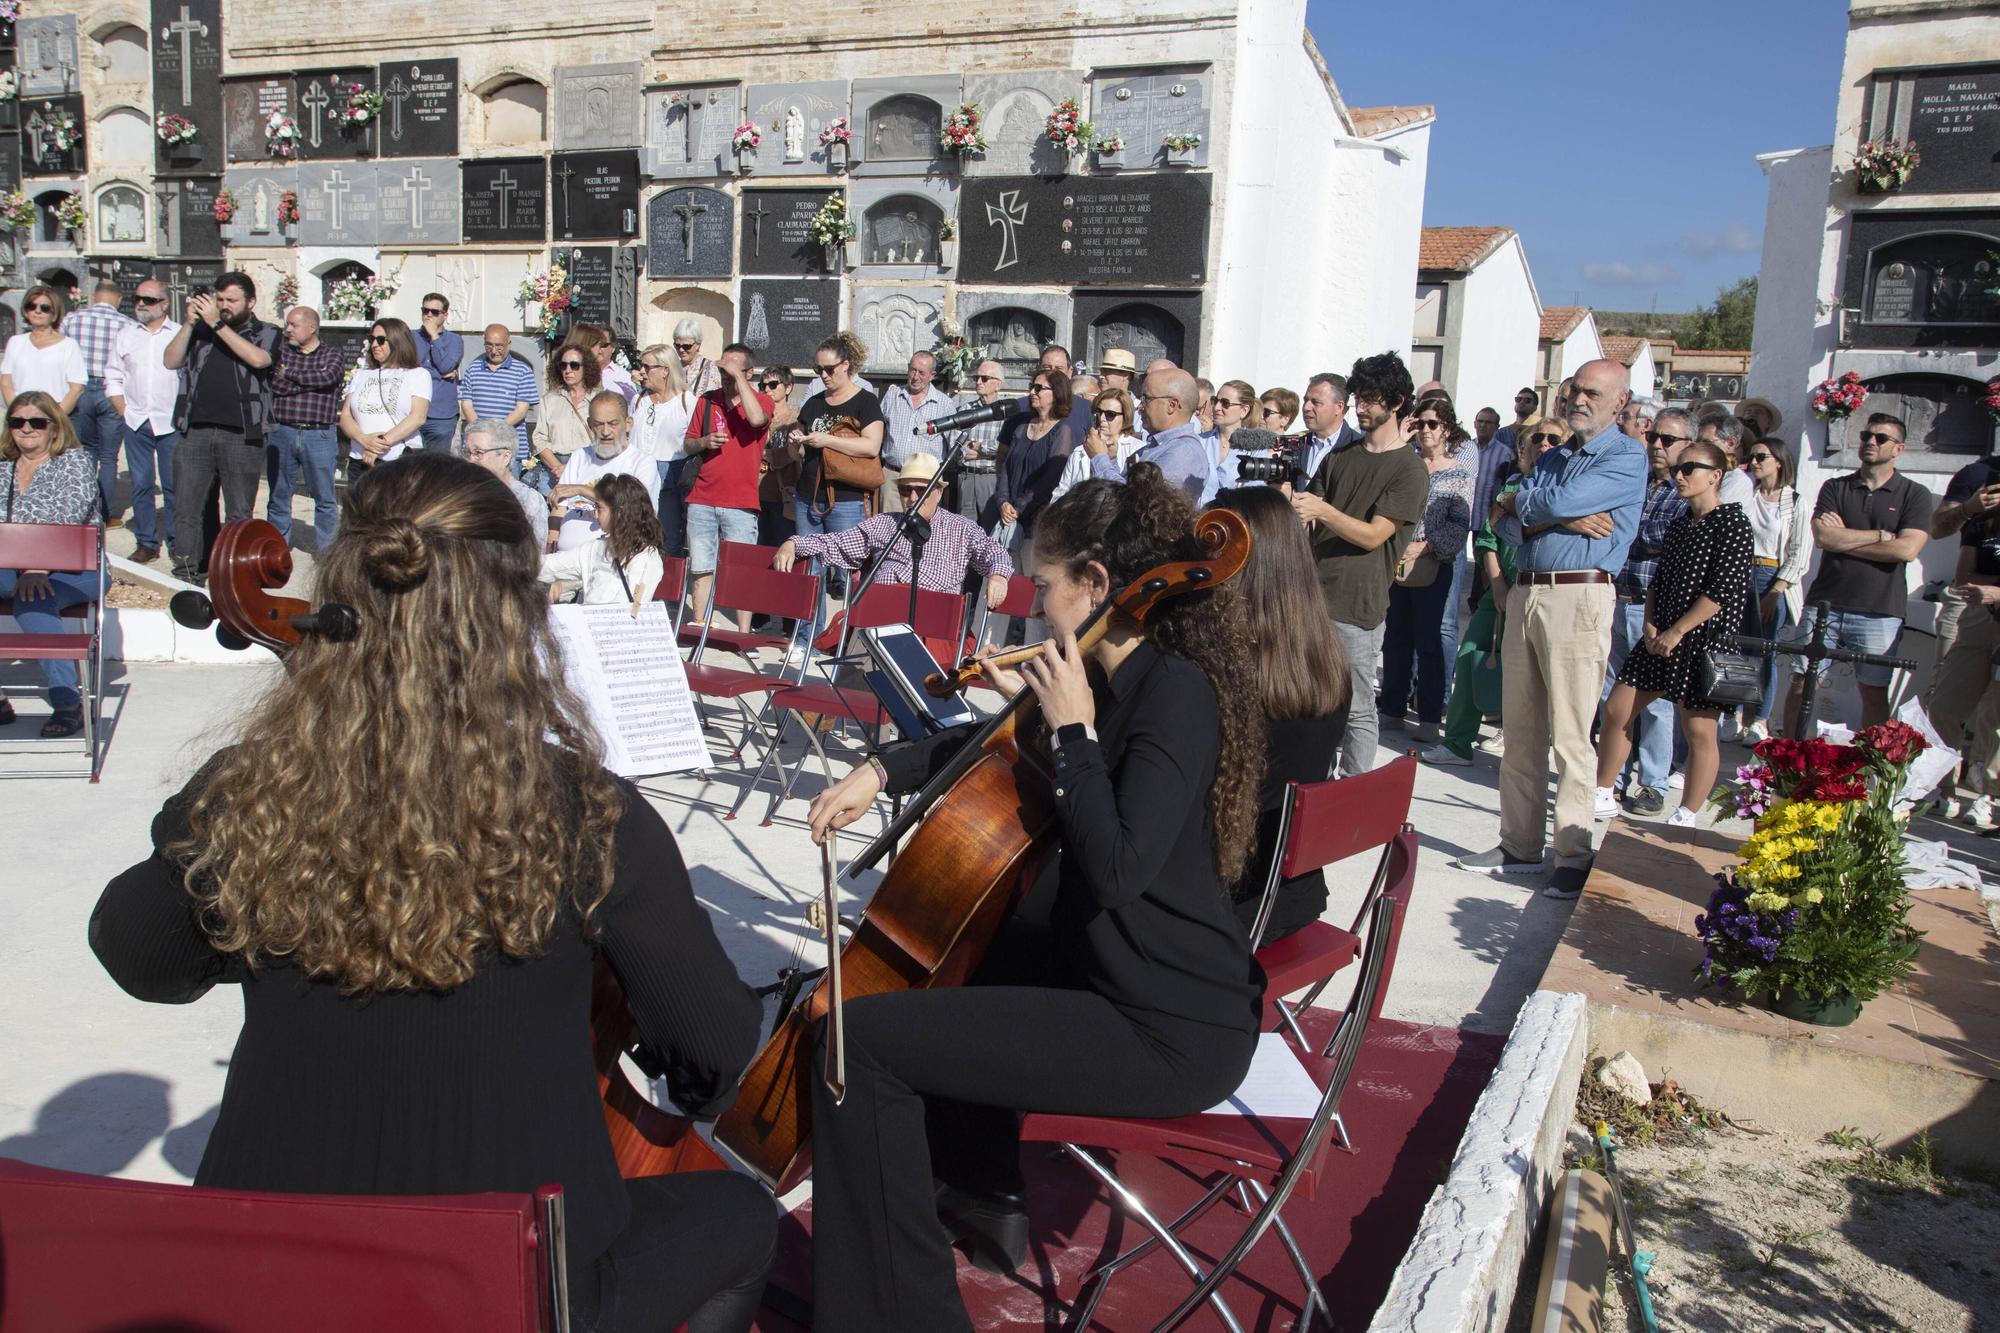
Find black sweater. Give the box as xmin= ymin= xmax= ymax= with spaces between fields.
xmin=88 ymin=766 xmax=764 ymax=1267
xmin=881 ymin=640 xmax=1263 ymax=1035
xmin=1230 ymin=708 xmax=1349 ymax=944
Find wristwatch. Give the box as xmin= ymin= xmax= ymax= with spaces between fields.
xmin=1054 ymin=722 xmax=1097 ymax=749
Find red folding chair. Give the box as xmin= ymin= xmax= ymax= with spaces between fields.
xmin=654 ymin=554 xmax=688 ymax=631
xmin=730 ymin=581 xmax=967 ymax=826
xmin=1019 ymin=851 xmax=1412 ymax=1333
xmin=0 ymin=1157 xmax=565 ymax=1332
xmin=1249 ymin=752 xmax=1419 ymax=1047
xmin=0 ymin=522 xmax=106 ymax=781
xmin=676 ymin=540 xmax=796 ymax=659
xmin=682 ymin=552 xmax=821 ymax=767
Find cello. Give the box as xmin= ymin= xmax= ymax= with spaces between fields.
xmin=185 ymin=518 xmax=729 ymax=1178
xmin=714 ymin=507 xmax=1252 ymax=1191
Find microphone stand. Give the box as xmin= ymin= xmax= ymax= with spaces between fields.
xmin=841 ymin=423 xmax=972 ymax=649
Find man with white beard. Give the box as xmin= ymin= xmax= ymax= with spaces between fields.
xmin=546 ymin=391 xmax=660 ymax=552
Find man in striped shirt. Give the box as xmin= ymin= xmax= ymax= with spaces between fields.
xmin=458 ymin=325 xmax=541 ymax=482
xmin=772 ymin=451 xmax=1011 ymax=605
xmin=61 ymin=281 xmax=139 ymax=522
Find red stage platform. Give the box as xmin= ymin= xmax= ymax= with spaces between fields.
xmin=752 ymin=1011 xmax=1504 ymax=1331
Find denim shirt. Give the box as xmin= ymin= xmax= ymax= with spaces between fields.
xmin=1513 ymin=424 xmax=1649 ymax=575
xmin=1094 ymin=420 xmax=1210 ymax=502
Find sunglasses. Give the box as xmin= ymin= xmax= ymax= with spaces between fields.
xmin=896 ymin=484 xmax=928 ymax=496
xmin=1095 ymin=407 xmax=1124 ymax=419
xmin=815 ymin=362 xmax=840 ymax=375
xmin=24 ymin=302 xmax=52 ymax=313
xmin=1749 ymin=452 xmax=1775 ymax=465
xmin=421 ymin=307 xmax=445 ymax=316
xmin=1645 ymin=431 xmax=1690 ymax=446
xmin=8 ymin=415 xmax=51 ymax=430
xmin=1260 ymin=407 xmax=1284 ymax=416
xmin=974 ymin=373 xmax=1001 ymax=382
xmin=1527 ymin=431 xmax=1564 ymax=445
xmin=135 ymin=295 xmax=166 ymax=306
xmin=1028 ymin=384 xmax=1052 ymax=394
xmin=1858 ymin=431 xmax=1900 ymax=445
xmin=1672 ymin=461 xmax=1718 ymax=478
xmin=1216 ymin=398 xmax=1247 ymax=410
xmin=1414 ymin=419 xmax=1446 ymax=431
xmin=674 ymin=342 xmax=699 ymax=351
xmin=560 ymin=359 xmax=585 ymax=369
xmin=759 ymin=379 xmax=783 ymax=390
xmin=369 ymin=335 xmax=389 ymax=345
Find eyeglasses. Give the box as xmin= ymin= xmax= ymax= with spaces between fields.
xmin=1672 ymin=461 xmax=1719 ymax=478
xmin=8 ymin=415 xmax=51 ymax=430
xmin=1645 ymin=431 xmax=1690 ymax=446
xmin=1260 ymin=407 xmax=1284 ymax=417
xmin=23 ymin=302 xmax=52 ymax=313
xmin=134 ymin=295 xmax=165 ymax=306
xmin=560 ymin=359 xmax=585 ymax=369
xmin=1527 ymin=431 xmax=1565 ymax=445
xmin=1216 ymin=397 xmax=1248 ymax=410
xmin=974 ymin=373 xmax=1001 ymax=383
xmin=421 ymin=306 xmax=445 ymax=317
xmin=815 ymin=361 xmax=840 ymax=376
xmin=759 ymin=379 xmax=783 ymax=390
xmin=468 ymin=444 xmax=512 ymax=457
xmin=369 ymin=335 xmax=389 ymax=345
xmin=896 ymin=484 xmax=929 ymax=496
xmin=1028 ymin=384 xmax=1052 ymax=394
xmin=1858 ymin=431 xmax=1900 ymax=445
xmin=674 ymin=342 xmax=699 ymax=352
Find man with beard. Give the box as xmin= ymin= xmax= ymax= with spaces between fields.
xmin=162 ymin=272 xmax=279 ymax=582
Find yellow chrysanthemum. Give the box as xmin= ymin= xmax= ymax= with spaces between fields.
xmin=1775 ymin=863 xmax=1802 ymax=880
xmin=1746 ymin=890 xmax=1789 ymax=913
xmin=1812 ymin=805 xmax=1844 ymax=831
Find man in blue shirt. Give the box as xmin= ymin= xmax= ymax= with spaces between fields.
xmin=1458 ymin=358 xmax=1648 ymax=899
xmin=1091 ymin=366 xmax=1210 ymax=502
xmin=413 ymin=293 xmax=464 ymax=454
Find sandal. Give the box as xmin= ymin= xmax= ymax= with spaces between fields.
xmin=0 ymin=697 xmax=14 ymax=725
xmin=40 ymin=707 xmax=83 ymax=739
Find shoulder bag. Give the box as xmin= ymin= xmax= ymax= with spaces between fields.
xmin=1698 ymin=511 xmax=1766 ymax=706
xmin=813 ymin=414 xmax=883 ymax=516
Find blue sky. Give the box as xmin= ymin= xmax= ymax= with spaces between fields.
xmin=1305 ymin=0 xmax=1849 ymax=312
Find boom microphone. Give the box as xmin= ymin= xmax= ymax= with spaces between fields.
xmin=916 ymin=401 xmax=1012 ymax=435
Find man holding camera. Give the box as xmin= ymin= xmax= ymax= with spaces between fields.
xmin=161 ymin=272 xmax=278 ymax=583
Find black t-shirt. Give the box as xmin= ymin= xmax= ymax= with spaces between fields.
xmin=797 ymin=388 xmax=884 ymax=504
xmin=187 ymin=323 xmax=253 ymax=431
xmin=1805 ymin=470 xmax=1936 ymax=618
xmin=1944 ymin=457 xmax=2000 ymax=575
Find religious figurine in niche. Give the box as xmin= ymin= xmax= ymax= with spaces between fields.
xmin=100 ymin=189 xmax=145 ymax=243
xmin=784 ymin=106 xmax=805 ymax=162
xmin=251 ymin=183 xmax=271 ymax=233
xmin=585 ymin=88 xmax=610 ymax=135
xmin=744 ymin=293 xmax=770 ymax=349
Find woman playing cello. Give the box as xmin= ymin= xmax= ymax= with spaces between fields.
xmin=88 ymin=453 xmax=775 ymax=1333
xmin=804 ymin=463 xmax=1267 ymax=1331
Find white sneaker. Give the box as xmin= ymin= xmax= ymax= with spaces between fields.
xmin=1667 ymin=806 xmax=1700 ymax=828
xmin=1421 ymin=743 xmax=1472 ymax=767
xmin=1719 ymin=715 xmax=1741 ymax=742
xmin=1667 ymin=772 xmax=1685 ymax=790
xmin=1964 ymin=796 xmax=1994 ymax=829
xmin=1595 ymin=787 xmax=1618 ymax=819
xmin=1743 ymin=719 xmax=1770 ymax=745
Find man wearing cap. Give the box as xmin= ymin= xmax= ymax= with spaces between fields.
xmin=1735 ymin=397 xmax=1782 ymax=443
xmin=672 ymin=318 xmax=722 ymax=398
xmin=878 ymin=349 xmax=955 ymax=513
xmin=1097 ymin=348 xmax=1137 ymax=397
xmin=772 ymin=450 xmax=1013 ymax=605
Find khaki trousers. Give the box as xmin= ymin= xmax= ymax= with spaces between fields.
xmin=1926 ymin=599 xmax=2000 ymax=792
xmin=1500 ymin=579 xmax=1615 ymax=869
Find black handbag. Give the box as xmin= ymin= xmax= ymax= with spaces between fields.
xmin=1696 ymin=646 xmax=1764 ymax=706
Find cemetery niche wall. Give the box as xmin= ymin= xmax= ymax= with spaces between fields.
xmin=1861 ymin=62 xmax=2000 ymax=195
xmin=1842 ymin=210 xmax=2000 ymax=349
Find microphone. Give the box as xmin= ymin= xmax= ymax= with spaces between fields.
xmin=916 ymin=401 xmax=1012 ymax=435
xmin=1229 ymin=427 xmax=1280 ymax=455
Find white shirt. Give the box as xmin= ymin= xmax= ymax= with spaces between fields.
xmin=103 ymin=319 xmax=184 ymax=433
xmin=1719 ymin=466 xmax=1753 ymax=510
xmin=632 ymin=390 xmax=698 ymax=467
xmin=1052 ymin=434 xmax=1145 ymax=502
xmin=539 ymin=536 xmax=663 ymax=606
xmin=1 ymin=333 xmax=87 ymax=401
xmin=344 ymin=366 xmax=433 ymax=462
xmin=554 ymin=442 xmax=660 ymax=551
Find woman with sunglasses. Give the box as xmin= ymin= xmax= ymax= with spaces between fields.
xmin=1205 ymin=379 xmax=1258 ymax=488
xmin=529 ymin=340 xmax=603 ymax=500
xmin=994 ymin=368 xmax=1076 ymax=641
xmin=1595 ymin=440 xmax=1754 ymax=825
xmin=1257 ymin=387 xmax=1299 ymax=434
xmin=339 ymin=318 xmax=430 ymax=471
xmin=1050 ymin=387 xmax=1141 ymax=503
xmin=1742 ymin=437 xmax=1808 ymax=743
xmin=1376 ymin=401 xmax=1474 ymax=744
xmin=0 ymin=286 xmax=86 ymax=418
xmin=756 ymin=367 xmax=800 ymax=549
xmin=0 ymin=391 xmax=98 ymax=737
xmin=789 ymin=332 xmax=883 ymax=613
xmin=630 ymin=344 xmax=693 ymax=557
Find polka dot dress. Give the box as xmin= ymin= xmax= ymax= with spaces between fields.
xmin=1619 ymin=503 xmax=1755 ymax=707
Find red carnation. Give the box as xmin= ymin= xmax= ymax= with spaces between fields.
xmin=1856 ymin=719 xmax=1927 ymax=765
xmin=1752 ymin=737 xmax=1808 ymax=770
xmin=1798 ymin=775 xmax=1869 ymax=802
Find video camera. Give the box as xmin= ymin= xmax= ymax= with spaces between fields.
xmin=1227 ymin=429 xmax=1307 ymax=486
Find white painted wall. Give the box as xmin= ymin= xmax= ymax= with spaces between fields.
xmin=1450 ymin=234 xmax=1539 ymax=418
xmin=1556 ymin=312 xmax=1602 ymax=380
xmin=1626 ymin=341 xmax=1657 ymax=402
xmin=1746 ymin=145 xmax=1835 ymax=447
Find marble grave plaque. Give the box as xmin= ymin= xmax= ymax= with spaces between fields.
xmin=219 ymin=167 xmax=297 ymax=248
xmin=955 ymin=289 xmax=1070 ymax=385
xmin=152 ymin=0 xmax=222 ymax=174
xmin=223 ymin=78 xmax=294 ymax=164
xmin=19 ymin=14 xmax=80 ymax=97
xmin=958 ymin=174 xmax=1209 ymax=285
xmin=853 ymin=285 xmax=943 ymax=376
xmin=21 ymin=96 xmax=87 ymax=176
xmin=561 ymin=245 xmax=644 ymax=342
xmin=376 ymin=59 xmax=459 ymax=159
xmin=1089 ymin=68 xmax=1211 ymax=169
xmin=963 ymin=72 xmax=1082 ymax=177
xmin=1843 ymin=210 xmax=2000 ymax=349
xmin=0 ymin=135 xmax=20 ymax=194
xmin=95 ymin=184 xmax=152 ymax=247
xmin=1074 ymin=288 xmax=1203 ymax=376
xmin=850 ymin=76 xmax=959 ymax=176
xmin=555 ymin=62 xmax=643 ymax=152
xmin=153 ymin=259 xmax=225 ymax=324
xmin=462 ymin=157 xmax=546 ymax=243
xmin=739 ymin=278 xmax=840 ymax=369
xmin=552 ymin=150 xmax=640 ymax=242
xmin=1864 ymin=63 xmax=2000 ymax=194
xmin=739 ymin=188 xmax=838 ymax=276
xmin=378 ymin=158 xmax=462 ymax=246
xmin=644 ymin=84 xmax=739 ymax=178
xmin=154 ymin=176 xmax=223 ymax=258
xmin=646 ymin=186 xmax=733 ymax=280
xmin=297 ymin=160 xmax=381 ymax=245
xmin=294 ymin=69 xmax=376 ymax=161
xmin=742 ymin=82 xmax=851 ymax=178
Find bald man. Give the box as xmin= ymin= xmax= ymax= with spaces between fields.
xmin=459 ymin=324 xmax=542 ymax=485
xmin=266 ymin=303 xmax=349 ymax=550
xmin=1093 ymin=366 xmax=1210 ymax=501
xmin=1460 ymin=357 xmax=1647 ymax=899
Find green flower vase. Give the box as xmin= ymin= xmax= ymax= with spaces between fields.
xmin=1771 ymin=991 xmax=1863 ymax=1027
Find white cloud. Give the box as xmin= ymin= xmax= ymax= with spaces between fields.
xmin=1678 ymin=223 xmax=1762 ymax=258
xmin=1581 ymin=261 xmax=1681 ymax=286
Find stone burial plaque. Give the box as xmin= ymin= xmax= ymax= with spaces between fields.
xmin=1863 ymin=63 xmax=2000 ymax=194
xmin=646 ymin=186 xmax=733 ymax=279
xmin=741 ymin=81 xmax=851 ymax=178
xmin=153 ymin=176 xmax=224 ymax=259
xmin=552 ymin=150 xmax=641 ymax=242
xmin=955 ymin=288 xmax=1070 ymax=386
xmin=958 ymin=174 xmax=1209 ymax=286
xmin=739 ymin=188 xmax=837 ymax=276
xmin=219 ymin=167 xmax=297 ymax=249
xmin=847 ymin=177 xmax=959 ymax=277
xmin=376 ymin=59 xmax=459 ymax=159
xmin=739 ymin=279 xmax=840 ymax=369
xmin=462 ymin=156 xmax=547 ymax=243
xmin=1842 ymin=210 xmax=2000 ymax=349
xmin=19 ymin=14 xmax=81 ymax=97
xmin=644 ymin=84 xmax=739 ymax=179
xmin=0 ymin=135 xmax=21 ymax=194
xmin=21 ymin=96 xmax=87 ymax=176
xmin=95 ymin=182 xmax=153 ymax=247
xmin=294 ymin=69 xmax=376 ymax=161
xmin=1073 ymin=288 xmax=1204 ymax=377
xmin=963 ymin=72 xmax=1085 ymax=178
xmin=853 ymin=285 xmax=943 ymax=377
xmin=850 ymin=76 xmax=960 ymax=177
xmin=555 ymin=62 xmax=643 ymax=152
xmin=152 ymin=0 xmax=223 ymax=175
xmin=223 ymin=78 xmax=295 ymax=164
xmin=297 ymin=160 xmax=381 ymax=246
xmin=1089 ymin=66 xmax=1211 ymax=169
xmin=554 ymin=246 xmax=640 ymax=342
xmin=378 ymin=158 xmax=462 ymax=246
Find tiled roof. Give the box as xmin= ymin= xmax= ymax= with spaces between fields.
xmin=1349 ymin=104 xmax=1436 ymax=136
xmin=1418 ymin=226 xmax=1513 ymax=273
xmin=1600 ymin=336 xmax=1646 ymax=365
xmin=1540 ymin=306 xmax=1590 ymax=341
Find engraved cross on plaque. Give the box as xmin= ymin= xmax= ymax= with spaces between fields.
xmin=400 ymin=165 xmax=431 ymax=230
xmin=322 ymin=168 xmax=351 ymax=232
xmin=23 ymin=112 xmax=48 ymax=170
xmin=300 ymin=81 xmax=332 ymax=150
xmin=383 ymin=75 xmax=414 ymax=142
xmin=985 ymin=189 xmax=1028 ymax=273
xmin=671 ymin=196 xmax=707 ymax=264
xmin=490 ymin=170 xmax=519 ymax=228
xmin=745 ymin=198 xmax=769 ymax=257
xmin=165 ymin=267 xmax=189 ymax=322
xmin=162 ymin=6 xmax=210 ymax=109
xmin=555 ymin=161 xmax=577 ymax=227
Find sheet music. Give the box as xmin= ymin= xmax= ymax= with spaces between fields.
xmin=549 ymin=602 xmax=709 ymax=776
xmin=1201 ymin=1032 xmax=1325 ymax=1118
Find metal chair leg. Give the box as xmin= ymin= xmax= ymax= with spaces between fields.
xmin=1243 ymin=1178 xmax=1331 ymax=1328
xmin=1061 ymin=1146 xmax=1244 ymax=1333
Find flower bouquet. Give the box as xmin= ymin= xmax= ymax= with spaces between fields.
xmin=1982 ymin=375 xmax=2000 ymax=427
xmin=1696 ymin=724 xmax=1929 ymax=1023
xmin=212 ymin=188 xmax=238 ymax=225
xmin=1810 ymin=370 xmax=1867 ymax=422
xmin=49 ymin=113 xmax=81 ymax=153
xmin=339 ymin=83 xmax=383 ymax=132
xmin=1163 ymin=132 xmax=1201 ymax=165
xmin=278 ymin=190 xmax=300 ymax=226
xmin=55 ymin=192 xmax=87 ymax=233
xmin=939 ymin=103 xmax=986 ymax=157
xmin=156 ymin=112 xmax=199 ymax=148
xmin=518 ymin=263 xmax=572 ymax=342
xmin=1045 ymin=98 xmax=1094 ymax=158
xmin=818 ymin=116 xmax=852 ymax=169
xmin=0 ymin=190 xmax=35 ymax=231
xmin=275 ymin=274 xmax=299 ymax=311
xmin=265 ymin=112 xmax=301 ymax=159
xmin=326 ymin=274 xmax=398 ymax=322
xmin=807 ymin=194 xmax=853 ymax=267
xmin=1853 ymin=139 xmax=1920 ymax=193
xmin=928 ymin=316 xmax=975 ymax=390
xmin=0 ymin=71 xmax=18 ymax=104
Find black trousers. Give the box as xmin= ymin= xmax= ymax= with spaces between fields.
xmin=172 ymin=426 xmax=263 ymax=575
xmin=568 ymin=1171 xmax=777 ymax=1333
xmin=808 ymin=921 xmax=1255 ymax=1332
